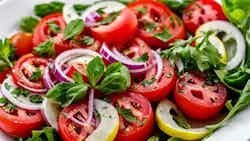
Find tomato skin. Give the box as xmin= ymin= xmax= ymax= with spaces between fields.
xmin=90 ymin=8 xmax=138 ymax=46
xmin=182 ymin=0 xmax=227 ymax=34
xmin=0 ymin=68 xmax=10 ymax=83
xmin=10 ymin=32 xmax=33 ymax=57
xmin=110 ymin=93 xmax=154 ymax=141
xmin=174 ymin=72 xmax=227 ymax=120
xmin=130 ymin=59 xmax=177 ymax=101
xmin=0 ymin=107 xmax=44 ymax=138
xmin=33 ymin=13 xmax=67 ymax=54
xmin=128 ymin=1 xmax=186 ymax=48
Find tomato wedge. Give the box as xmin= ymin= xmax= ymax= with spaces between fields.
xmin=12 ymin=54 xmax=48 ymax=93
xmin=90 ymin=8 xmax=138 ymax=46
xmin=174 ymin=72 xmax=227 ymax=120
xmin=58 ymin=102 xmax=98 ymax=141
xmin=130 ymin=59 xmax=177 ymax=101
xmin=182 ymin=0 xmax=227 ymax=34
xmin=110 ymin=92 xmax=154 ymax=141
xmin=33 ymin=13 xmax=68 ymax=54
xmin=128 ymin=1 xmax=186 ymax=48
xmin=0 ymin=105 xmax=44 ymax=138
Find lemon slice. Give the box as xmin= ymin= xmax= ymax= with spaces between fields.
xmin=196 ymin=35 xmax=227 ymax=64
xmin=86 ymin=99 xmax=119 ymax=141
xmin=156 ymin=99 xmax=208 ymax=140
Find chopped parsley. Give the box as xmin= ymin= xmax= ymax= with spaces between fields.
xmin=29 ymin=69 xmax=42 ymax=81
xmin=96 ymin=7 xmax=106 ymax=15
xmin=0 ymin=97 xmax=7 ymax=105
xmin=3 ymin=103 xmax=16 ymax=112
xmin=12 ymin=88 xmax=30 ymax=97
xmin=47 ymin=21 xmax=61 ymax=33
xmin=142 ymin=77 xmax=156 ymax=87
xmin=153 ymin=27 xmax=172 ymax=42
xmin=136 ymin=7 xmax=147 ymax=14
xmin=30 ymin=95 xmax=43 ymax=104
xmin=169 ymin=16 xmax=176 ymax=28
xmin=4 ymin=82 xmax=11 ymax=90
xmin=144 ymin=21 xmax=157 ymax=32
xmin=99 ymin=12 xmax=120 ymax=25
xmin=75 ymin=36 xmax=95 ymax=46
xmin=116 ymin=106 xmax=143 ymax=126
xmin=136 ymin=53 xmax=149 ymax=62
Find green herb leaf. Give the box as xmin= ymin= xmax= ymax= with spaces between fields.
xmin=136 ymin=53 xmax=149 ymax=62
xmin=171 ymin=109 xmax=191 ymax=129
xmin=144 ymin=22 xmax=157 ymax=32
xmin=76 ymin=36 xmax=95 ymax=46
xmin=225 ymin=100 xmax=233 ymax=111
xmin=86 ymin=56 xmax=105 ymax=87
xmin=12 ymin=88 xmax=30 ymax=97
xmin=0 ymin=39 xmax=16 ymax=69
xmin=47 ymin=21 xmax=61 ymax=33
xmin=73 ymin=4 xmax=89 ymax=16
xmin=116 ymin=0 xmax=135 ymax=4
xmin=96 ymin=7 xmax=105 ymax=15
xmin=142 ymin=77 xmax=156 ymax=87
xmin=3 ymin=103 xmax=16 ymax=112
xmin=159 ymin=0 xmax=194 ymax=14
xmin=116 ymin=106 xmax=143 ymax=125
xmin=99 ymin=12 xmax=120 ymax=25
xmin=64 ymin=19 xmax=84 ymax=40
xmin=24 ymin=127 xmax=59 ymax=141
xmin=167 ymin=137 xmax=184 ymax=141
xmin=136 ymin=7 xmax=147 ymax=14
xmin=72 ymin=72 xmax=84 ymax=84
xmin=153 ymin=27 xmax=172 ymax=42
xmin=46 ymin=82 xmax=88 ymax=107
xmin=97 ymin=63 xmax=131 ymax=94
xmin=30 ymin=69 xmax=42 ymax=81
xmin=33 ymin=40 xmax=56 ymax=57
xmin=30 ymin=95 xmax=43 ymax=104
xmin=0 ymin=97 xmax=7 ymax=105
xmin=34 ymin=1 xmax=65 ymax=17
xmin=147 ymin=136 xmax=160 ymax=141
xmin=19 ymin=16 xmax=39 ymax=33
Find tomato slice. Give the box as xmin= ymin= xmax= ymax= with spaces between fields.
xmin=174 ymin=72 xmax=227 ymax=120
xmin=10 ymin=32 xmax=33 ymax=57
xmin=128 ymin=1 xmax=186 ymax=48
xmin=12 ymin=54 xmax=48 ymax=92
xmin=66 ymin=64 xmax=88 ymax=82
xmin=33 ymin=13 xmax=68 ymax=54
xmin=58 ymin=102 xmax=98 ymax=141
xmin=0 ymin=105 xmax=44 ymax=137
xmin=110 ymin=92 xmax=154 ymax=141
xmin=182 ymin=0 xmax=227 ymax=34
xmin=130 ymin=59 xmax=177 ymax=101
xmin=90 ymin=8 xmax=138 ymax=46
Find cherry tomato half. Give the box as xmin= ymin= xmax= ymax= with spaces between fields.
xmin=33 ymin=13 xmax=67 ymax=54
xmin=110 ymin=92 xmax=154 ymax=141
xmin=0 ymin=106 xmax=44 ymax=138
xmin=10 ymin=32 xmax=33 ymax=57
xmin=58 ymin=102 xmax=98 ymax=141
xmin=130 ymin=59 xmax=177 ymax=101
xmin=90 ymin=8 xmax=138 ymax=46
xmin=182 ymin=0 xmax=227 ymax=34
xmin=174 ymin=72 xmax=227 ymax=120
xmin=12 ymin=54 xmax=48 ymax=92
xmin=128 ymin=1 xmax=186 ymax=48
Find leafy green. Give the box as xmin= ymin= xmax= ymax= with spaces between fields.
xmin=144 ymin=22 xmax=157 ymax=32
xmin=19 ymin=16 xmax=39 ymax=33
xmin=12 ymin=88 xmax=30 ymax=97
xmin=99 ymin=12 xmax=120 ymax=25
xmin=3 ymin=103 xmax=16 ymax=112
xmin=30 ymin=95 xmax=43 ymax=104
xmin=142 ymin=77 xmax=156 ymax=87
xmin=158 ymin=0 xmax=194 ymax=14
xmin=73 ymin=4 xmax=89 ymax=16
xmin=147 ymin=136 xmax=160 ymax=141
xmin=225 ymin=100 xmax=233 ymax=111
xmin=116 ymin=0 xmax=135 ymax=5
xmin=0 ymin=97 xmax=7 ymax=105
xmin=46 ymin=73 xmax=88 ymax=107
xmin=206 ymin=80 xmax=250 ymax=134
xmin=34 ymin=1 xmax=65 ymax=17
xmin=64 ymin=19 xmax=84 ymax=40
xmin=0 ymin=39 xmax=16 ymax=71
xmin=33 ymin=40 xmax=56 ymax=57
xmin=30 ymin=69 xmax=42 ymax=81
xmin=171 ymin=109 xmax=191 ymax=129
xmin=116 ymin=106 xmax=143 ymax=126
xmin=136 ymin=53 xmax=149 ymax=62
xmin=153 ymin=27 xmax=172 ymax=42
xmin=78 ymin=36 xmax=95 ymax=46
xmin=86 ymin=57 xmax=105 ymax=87
xmin=23 ymin=127 xmax=59 ymax=141
xmin=97 ymin=62 xmax=131 ymax=94
xmin=136 ymin=7 xmax=147 ymax=14
xmin=47 ymin=21 xmax=61 ymax=33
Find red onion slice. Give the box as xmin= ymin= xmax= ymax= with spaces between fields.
xmin=54 ymin=49 xmax=101 ymax=82
xmin=86 ymin=89 xmax=94 ymax=124
xmin=152 ymin=51 xmax=163 ymax=80
xmin=1 ymin=77 xmax=43 ymax=110
xmin=43 ymin=63 xmax=57 ymax=89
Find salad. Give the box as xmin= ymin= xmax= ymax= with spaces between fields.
xmin=0 ymin=0 xmax=249 ymax=141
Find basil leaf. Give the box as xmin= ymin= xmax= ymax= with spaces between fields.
xmin=153 ymin=27 xmax=172 ymax=42
xmin=33 ymin=40 xmax=56 ymax=57
xmin=79 ymin=36 xmax=95 ymax=46
xmin=97 ymin=62 xmax=130 ymax=94
xmin=46 ymin=82 xmax=88 ymax=107
xmin=72 ymin=72 xmax=84 ymax=84
xmin=47 ymin=21 xmax=61 ymax=33
xmin=136 ymin=53 xmax=149 ymax=62
xmin=23 ymin=127 xmax=59 ymax=141
xmin=64 ymin=19 xmax=84 ymax=40
xmin=19 ymin=16 xmax=39 ymax=33
xmin=159 ymin=0 xmax=194 ymax=14
xmin=0 ymin=39 xmax=16 ymax=68
xmin=99 ymin=12 xmax=120 ymax=25
xmin=116 ymin=106 xmax=143 ymax=125
xmin=86 ymin=56 xmax=105 ymax=87
xmin=0 ymin=97 xmax=7 ymax=105
xmin=73 ymin=4 xmax=89 ymax=16
xmin=34 ymin=1 xmax=65 ymax=17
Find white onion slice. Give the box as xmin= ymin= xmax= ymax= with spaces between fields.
xmin=1 ymin=77 xmax=43 ymax=110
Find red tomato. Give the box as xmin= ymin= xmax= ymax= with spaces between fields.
xmin=0 ymin=68 xmax=10 ymax=83
xmin=66 ymin=64 xmax=88 ymax=82
xmin=58 ymin=102 xmax=98 ymax=141
xmin=130 ymin=59 xmax=177 ymax=101
xmin=110 ymin=92 xmax=154 ymax=141
xmin=90 ymin=8 xmax=138 ymax=46
xmin=10 ymin=32 xmax=33 ymax=57
xmin=0 ymin=106 xmax=44 ymax=137
xmin=182 ymin=0 xmax=227 ymax=34
xmin=12 ymin=54 xmax=48 ymax=91
xmin=33 ymin=13 xmax=67 ymax=54
xmin=128 ymin=1 xmax=186 ymax=48
xmin=174 ymin=72 xmax=227 ymax=120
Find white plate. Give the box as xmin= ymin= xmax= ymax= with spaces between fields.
xmin=0 ymin=0 xmax=249 ymax=141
